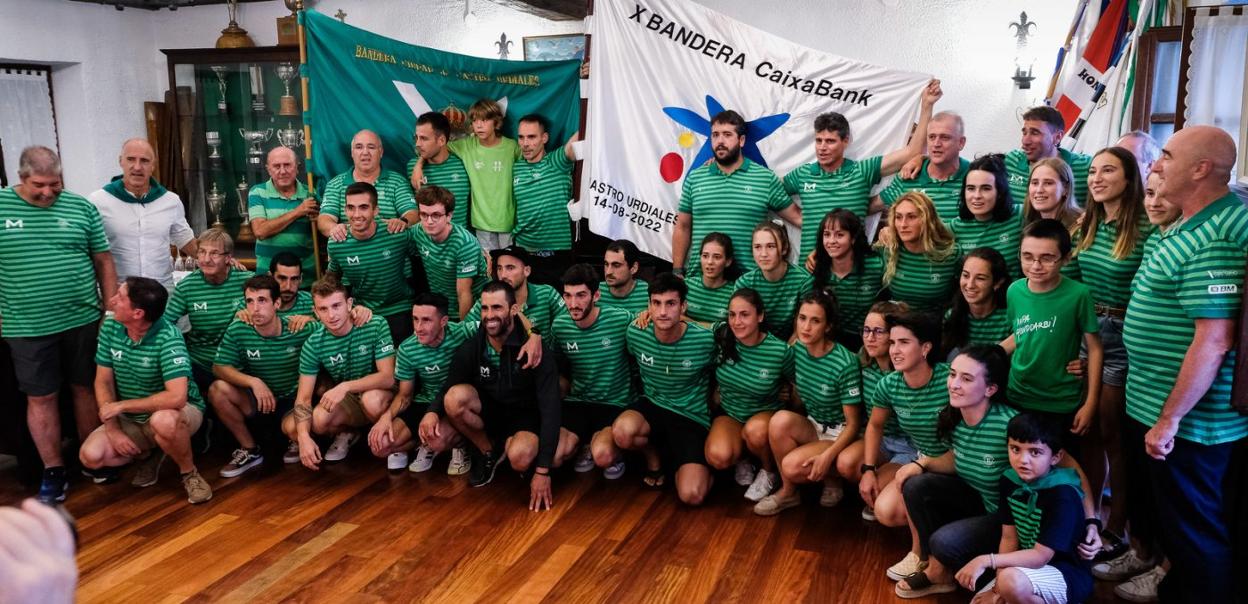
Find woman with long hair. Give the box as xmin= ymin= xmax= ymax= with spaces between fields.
xmin=941 ymin=247 xmax=1011 ymax=357
xmin=878 ymin=191 xmax=960 ymax=313
xmin=705 ymin=288 xmax=793 ymax=503
xmin=1023 ymin=157 xmax=1082 ymax=232
xmin=753 ymin=292 xmax=863 ymax=516
xmin=735 ymin=222 xmax=813 ymax=341
xmin=947 ymin=154 xmax=1024 ymax=278
xmin=685 ymin=232 xmax=739 ymax=325
xmin=811 ymin=209 xmax=884 ymax=351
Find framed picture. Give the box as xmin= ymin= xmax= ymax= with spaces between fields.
xmin=523 ymin=34 xmax=586 ymax=61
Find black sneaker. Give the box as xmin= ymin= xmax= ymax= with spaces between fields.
xmin=468 ymin=448 xmax=502 ymax=488
xmin=37 ymin=467 xmax=68 ymax=503
xmin=82 ymin=466 xmax=121 ymax=485
xmin=1094 ymin=530 xmax=1129 ymax=563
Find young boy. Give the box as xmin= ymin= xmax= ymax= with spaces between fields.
xmin=444 ymin=99 xmax=520 ymax=251
xmin=1001 ymin=219 xmax=1102 ymax=444
xmin=956 ymin=412 xmax=1095 ymax=604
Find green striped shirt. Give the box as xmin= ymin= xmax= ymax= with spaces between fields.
xmin=213 ymin=319 xmax=311 ymax=399
xmin=880 ymin=157 xmax=971 ymax=223
xmin=735 ymin=265 xmax=813 ymax=337
xmin=0 ymin=188 xmax=109 ymax=337
xmin=1005 ymin=148 xmax=1091 ymax=207
xmin=870 ymin=362 xmax=951 ymax=456
xmin=716 ymin=332 xmax=792 ymax=422
xmin=819 ymin=253 xmax=885 ymax=341
xmin=279 ymin=290 xmax=314 ymax=319
xmin=626 ymin=321 xmax=716 ymax=427
xmin=408 ymin=154 xmax=471 ymax=229
xmin=953 ymin=403 xmax=1017 ymax=512
xmin=95 ymin=318 xmax=204 ymax=422
xmin=782 ymin=157 xmax=883 ymax=257
xmin=551 ymin=307 xmax=635 ymax=407
xmin=949 ymin=212 xmax=1024 ymax=279
xmin=790 ymin=341 xmax=861 ymax=426
xmin=326 ymin=222 xmax=414 ymax=318
xmin=1071 ymin=217 xmax=1154 ymax=308
xmin=320 ymin=169 xmax=416 ymax=222
xmin=166 ymin=268 xmax=253 ymax=368
xmin=1124 ymin=193 xmax=1248 ymax=445
xmin=448 ymin=136 xmax=520 ymax=233
xmin=1130 ymin=229 xmax=1165 ymax=291
xmin=1006 ymin=277 xmax=1099 ymax=413
xmin=598 ymin=280 xmax=650 ymax=315
xmin=298 ymin=316 xmax=396 ymax=383
xmin=410 ymin=223 xmax=488 ymax=319
xmin=967 ymin=306 xmax=1012 ymax=347
xmin=883 ymin=246 xmax=960 ymax=313
xmin=862 ymin=362 xmax=904 ymax=437
xmin=248 ymin=180 xmax=315 ymax=275
xmin=678 ymin=158 xmax=793 ymax=272
xmin=464 ymin=281 xmax=566 ymax=336
xmin=513 ymin=149 xmax=573 ymax=252
xmin=684 ymin=271 xmax=734 ymax=324
xmin=395 ymin=321 xmax=476 ymax=406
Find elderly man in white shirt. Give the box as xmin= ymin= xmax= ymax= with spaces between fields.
xmin=89 ymin=138 xmax=197 ymax=289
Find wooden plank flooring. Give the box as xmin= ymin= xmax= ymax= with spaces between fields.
xmin=0 ymin=446 xmax=1121 ymax=603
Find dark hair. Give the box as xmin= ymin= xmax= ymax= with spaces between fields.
xmin=243 ymin=274 xmax=280 ymax=302
xmin=715 ymin=288 xmax=767 ymax=364
xmin=942 ymin=247 xmax=1010 ymax=352
xmin=344 ymin=181 xmax=378 ymax=207
xmin=812 ymin=209 xmax=871 ymax=290
xmin=482 ymin=279 xmax=517 ymax=306
xmin=124 ymin=276 xmax=168 ymax=323
xmin=698 ymin=232 xmax=740 ymax=281
xmin=412 ymin=292 xmax=450 ymax=317
xmin=416 ymin=111 xmax=451 ymax=141
xmin=1022 ymin=106 xmax=1066 ymax=133
xmin=605 ymin=238 xmax=641 ymax=270
xmin=797 ymin=290 xmax=840 ymax=343
xmin=959 ymin=154 xmax=1014 ymax=222
xmin=269 ymin=251 xmax=303 ymax=275
xmin=813 ymin=112 xmax=851 ymax=140
xmin=884 ymin=311 xmax=941 ymax=367
xmin=1022 ymin=218 xmax=1072 ymax=257
xmin=710 ymin=110 xmax=747 ymax=136
xmin=1008 ymin=411 xmax=1066 ymax=454
xmin=649 ymin=272 xmax=687 ymax=303
xmin=561 ymin=263 xmax=600 ymax=294
xmin=416 ymin=184 xmax=455 ymax=215
xmin=937 ymin=344 xmax=1011 ymax=441
xmin=311 ymin=277 xmax=348 ymax=299
xmin=518 ymin=113 xmax=549 ymax=133
xmin=1076 ymin=146 xmax=1146 ymax=259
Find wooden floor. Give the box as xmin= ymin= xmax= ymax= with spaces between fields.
xmin=0 ymin=444 xmax=1121 ymax=603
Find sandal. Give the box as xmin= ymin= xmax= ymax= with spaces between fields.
xmin=894 ymin=571 xmax=956 ymax=599
xmin=642 ymin=467 xmax=666 ymax=489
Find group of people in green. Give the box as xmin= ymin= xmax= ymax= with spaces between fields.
xmin=0 ymin=81 xmax=1243 ymax=604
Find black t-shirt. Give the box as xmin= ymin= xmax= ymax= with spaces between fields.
xmin=995 ymin=477 xmax=1093 ymax=603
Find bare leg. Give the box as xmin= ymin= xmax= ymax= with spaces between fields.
xmin=69 ymin=384 xmax=99 ymax=442
xmin=149 ymin=409 xmax=196 ymax=474
xmin=741 ymin=411 xmax=775 ymax=471
xmin=444 ymin=385 xmax=491 ymax=453
xmin=590 ymin=426 xmax=621 ymax=468
xmin=675 ymin=462 xmax=713 ymax=506
xmin=208 ymin=380 xmax=257 ymax=450
xmin=506 ymin=431 xmax=540 ymax=472
xmin=704 ymin=416 xmax=743 ymax=471
xmin=27 ymin=393 xmax=64 ymax=467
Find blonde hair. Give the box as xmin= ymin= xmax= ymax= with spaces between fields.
xmin=751 ymin=221 xmax=792 ymax=265
xmin=878 ymin=191 xmax=956 ymax=284
xmin=1023 ymin=158 xmax=1081 ymax=232
xmin=198 ymin=228 xmax=234 ymax=255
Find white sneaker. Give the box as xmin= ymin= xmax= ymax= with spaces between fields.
xmin=323 ymin=431 xmax=358 ymax=462
xmin=408 ymin=445 xmax=436 ymax=473
xmin=819 ymin=482 xmax=844 ymax=507
xmin=386 ymin=451 xmax=409 ymax=471
xmin=734 ymin=459 xmax=757 ymax=486
xmin=744 ymin=469 xmax=778 ymax=502
xmin=1093 ymin=548 xmax=1156 ymax=581
xmin=283 ymin=441 xmax=301 ymax=464
xmin=861 ymin=506 xmax=877 ymax=522
xmin=573 ymin=445 xmax=595 ymax=472
xmin=886 ymin=551 xmax=927 ymax=581
xmin=603 ymin=460 xmax=625 ymax=480
xmin=1113 ymin=566 xmax=1165 ymax=602
xmin=446 ymin=446 xmax=471 ymax=476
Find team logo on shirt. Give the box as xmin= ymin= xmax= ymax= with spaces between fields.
xmin=423 ymin=364 xmax=441 ymax=373
xmin=172 ymin=357 xmax=186 ymax=365
xmin=358 ymin=345 xmax=369 ymax=354
xmin=246 ymin=349 xmax=261 ymax=359
xmin=193 ymin=302 xmax=209 ymax=311
xmin=473 ymin=160 xmax=485 ymax=170
xmin=998 ymin=234 xmax=1009 ymax=243
xmin=565 ymin=342 xmax=579 ymax=351
xmin=639 ymin=353 xmax=655 ymax=365
xmin=479 ymin=365 xmax=491 ymax=378
xmin=848 ymin=387 xmax=860 ymax=396
xmin=743 ymin=186 xmax=753 ymax=194
xmin=347 ymin=256 xmax=361 ymax=265
xmin=111 ymin=349 xmax=123 ymax=360
xmin=983 ymin=454 xmax=996 ymax=466
xmin=328 ymin=353 xmax=345 ymax=365
xmin=929 ymin=275 xmax=940 ymax=283
xmin=759 ymin=368 xmax=770 ymax=378
xmin=382 ymin=344 xmax=395 ymax=353
xmin=57 ymin=218 xmax=70 ymax=228
xmin=4 ymin=219 xmax=23 ymax=229
xmin=1209 ymin=284 xmax=1238 ymax=295
xmin=682 ymin=359 xmax=692 ymax=368
xmin=382 ymin=250 xmax=391 ymax=258
xmin=803 ymin=182 xmax=817 ymax=192
xmin=601 ymin=337 xmax=612 ymax=348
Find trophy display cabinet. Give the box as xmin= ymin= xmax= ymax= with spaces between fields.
xmin=163 ymin=45 xmax=306 ymax=268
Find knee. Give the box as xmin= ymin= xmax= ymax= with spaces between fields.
xmin=742 ymin=420 xmax=769 ymax=450
xmin=876 ymin=496 xmax=908 ymax=527
xmin=704 ymin=442 xmax=735 ymax=471
xmin=592 ymin=442 xmax=617 ymax=468
xmin=768 ymin=410 xmax=801 ymax=439
xmin=779 ymin=452 xmax=806 ymax=482
xmin=508 ymin=441 xmax=537 ymax=472
xmin=612 ymin=424 xmax=636 ymax=450
xmin=677 ymin=481 xmax=708 ymax=506
xmin=79 ymin=440 xmax=105 ymax=469
xmin=206 ymin=380 xmax=231 ymax=406
xmin=995 ymin=568 xmax=1029 ymax=599
xmin=835 ymin=454 xmax=856 ymax=480
xmin=311 ymin=408 xmax=334 ymax=434
xmin=443 ymin=385 xmax=474 ymax=417
xmin=148 ymin=409 xmax=182 ymax=438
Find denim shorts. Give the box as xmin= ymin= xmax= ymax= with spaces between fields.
xmin=881 ymin=433 xmax=919 ymax=465
xmin=1082 ymin=314 xmax=1127 ymax=387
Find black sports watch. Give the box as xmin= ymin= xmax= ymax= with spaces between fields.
xmin=860 ymin=463 xmax=877 ymax=475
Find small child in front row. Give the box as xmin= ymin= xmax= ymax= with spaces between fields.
xmin=957 ymin=413 xmax=1094 ymax=604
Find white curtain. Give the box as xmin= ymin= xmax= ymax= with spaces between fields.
xmin=1184 ymin=8 xmax=1247 ymax=173
xmin=0 ymin=67 xmax=58 ymax=187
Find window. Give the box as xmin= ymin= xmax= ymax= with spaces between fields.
xmin=0 ymin=64 xmax=59 ymax=187
xmin=1130 ymin=26 xmax=1181 ymax=146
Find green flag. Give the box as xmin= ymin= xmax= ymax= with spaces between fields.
xmin=301 ymin=10 xmax=581 ymax=181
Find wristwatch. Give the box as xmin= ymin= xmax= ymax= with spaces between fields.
xmin=672 ymin=266 xmax=686 ymax=277
xmin=860 ymin=463 xmax=877 ymax=475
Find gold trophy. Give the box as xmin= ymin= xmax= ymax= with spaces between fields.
xmin=206 ymin=182 xmax=226 ymax=229
xmin=216 ymin=0 xmax=255 ymax=49
xmin=276 ymin=62 xmax=299 ymax=116
xmin=235 ymin=178 xmax=255 ymax=243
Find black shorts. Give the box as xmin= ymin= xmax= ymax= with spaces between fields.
xmin=637 ymin=398 xmax=709 ymax=469
xmin=245 ymin=391 xmax=296 ymax=418
xmin=480 ymin=397 xmax=542 ymax=447
xmin=5 ymin=320 xmax=99 ymax=396
xmin=396 ymin=401 xmax=431 ymax=432
xmin=563 ymin=401 xmax=627 ymax=442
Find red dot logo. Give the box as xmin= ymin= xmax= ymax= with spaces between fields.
xmin=659 ymin=153 xmax=684 ymax=183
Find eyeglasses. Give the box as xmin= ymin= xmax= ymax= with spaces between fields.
xmin=419 ymin=211 xmax=447 ymax=221
xmin=1020 ymin=254 xmax=1061 ymax=267
xmin=862 ymin=327 xmax=888 ymax=338
xmin=197 ymin=250 xmax=228 ymax=261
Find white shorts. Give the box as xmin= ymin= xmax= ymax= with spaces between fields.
xmin=807 ymin=417 xmax=845 ymax=441
xmin=978 ymin=566 xmax=1068 ymax=604
xmin=475 ymin=230 xmax=512 ymax=252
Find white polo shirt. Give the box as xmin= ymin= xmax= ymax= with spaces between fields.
xmin=89 ymin=186 xmax=195 ymax=288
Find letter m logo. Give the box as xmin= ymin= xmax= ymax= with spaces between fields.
xmin=246 ymin=349 xmax=261 ymax=359
xmin=640 ymin=353 xmax=654 ymax=365
xmin=565 ymin=342 xmax=579 ymax=351
xmin=329 ymin=353 xmax=345 ymax=364
xmin=347 ymin=256 xmax=361 ymax=265
xmin=4 ymin=219 xmax=22 ymax=229
xmin=111 ymin=349 xmax=123 ymax=360
xmin=193 ymin=302 xmax=208 ymax=311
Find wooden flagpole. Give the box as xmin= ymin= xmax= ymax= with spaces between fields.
xmin=296 ymin=0 xmax=322 ymax=278
xmin=1046 ymin=0 xmax=1092 ymax=103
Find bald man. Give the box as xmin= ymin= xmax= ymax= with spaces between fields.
xmin=89 ymin=138 xmax=196 ymax=288
xmin=317 ymin=129 xmax=419 ymax=242
xmin=249 ymin=147 xmax=318 ymax=276
xmin=1121 ymin=125 xmax=1244 ymax=603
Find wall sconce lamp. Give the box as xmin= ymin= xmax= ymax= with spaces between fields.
xmin=1010 ymin=11 xmax=1038 ymax=90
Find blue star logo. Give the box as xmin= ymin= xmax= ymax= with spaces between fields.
xmin=663 ymin=95 xmax=789 ymax=177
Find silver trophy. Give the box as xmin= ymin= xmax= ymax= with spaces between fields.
xmin=205 ymin=131 xmax=221 ymax=160
xmin=210 ymin=65 xmax=228 ymax=113
xmin=248 ymin=65 xmax=266 ymax=112
xmin=276 ymin=125 xmax=304 ymax=148
xmin=236 ymin=178 xmax=255 ymax=243
xmin=238 ymin=127 xmax=273 ymax=165
xmin=206 ymin=182 xmax=226 ymax=228
xmin=275 ymin=62 xmax=299 ymax=116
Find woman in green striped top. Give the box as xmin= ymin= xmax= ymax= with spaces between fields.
xmin=941 ymin=247 xmax=1011 ymax=359
xmin=1022 ymin=157 xmax=1082 ymax=233
xmin=704 ymin=289 xmax=793 ymax=503
xmin=753 ymin=292 xmax=864 ymax=516
xmin=811 ymin=209 xmax=884 ymax=351
xmin=947 ymin=154 xmax=1024 ymax=278
xmin=684 ymin=232 xmax=739 ymax=325
xmin=878 ymin=191 xmax=960 ymax=313
xmin=734 ymin=222 xmax=812 ymax=341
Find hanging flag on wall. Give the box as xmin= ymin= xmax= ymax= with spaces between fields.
xmin=1045 ymin=0 xmax=1142 ymax=147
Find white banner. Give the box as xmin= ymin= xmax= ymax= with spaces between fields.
xmin=581 ymin=0 xmax=931 ymax=261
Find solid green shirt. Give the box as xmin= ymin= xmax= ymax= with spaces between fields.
xmin=871 ymin=362 xmax=951 ymax=457
xmin=298 ymin=316 xmax=396 ymax=383
xmin=598 ymin=280 xmax=651 ymax=315
xmin=513 ymin=149 xmax=573 ymax=252
xmin=949 ymin=211 xmax=1024 ymax=279
xmin=166 ymin=268 xmax=253 ymax=368
xmin=716 ymin=332 xmax=792 ymax=422
xmin=395 ymin=321 xmax=476 ymax=406
xmin=782 ymin=157 xmax=883 ymax=258
xmin=248 ymin=180 xmax=315 ymax=275
xmin=880 ymin=157 xmax=971 ymax=223
xmin=1006 ymin=277 xmax=1099 ymax=413
xmin=409 ymin=223 xmax=488 ymax=319
xmin=408 ymin=154 xmax=471 ymax=229
xmin=790 ymin=341 xmax=862 ymax=426
xmin=551 ymin=307 xmax=635 ymax=408
xmin=953 ymin=403 xmax=1018 ymax=513
xmin=1070 ymin=217 xmax=1154 ymax=309
xmin=320 ymin=169 xmax=416 ymax=221
xmin=678 ymin=158 xmax=792 ymax=272
xmin=735 ymin=265 xmax=813 ymax=338
xmin=95 ymin=318 xmax=204 ymax=422
xmin=1005 ymin=148 xmax=1091 ymax=207
xmin=883 ymin=246 xmax=960 ymax=313
xmin=326 ymin=222 xmax=415 ymax=318
xmin=448 ymin=136 xmax=520 ymax=232
xmin=213 ymin=319 xmax=311 ymax=399
xmin=626 ymin=321 xmax=717 ymax=428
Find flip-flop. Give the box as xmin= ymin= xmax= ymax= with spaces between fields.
xmin=894 ymin=571 xmax=957 ymax=599
xmin=642 ymin=468 xmax=665 ymax=489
